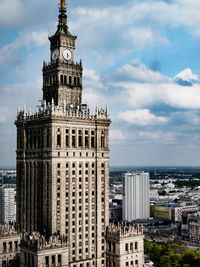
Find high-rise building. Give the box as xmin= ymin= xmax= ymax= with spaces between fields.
xmin=0 ymin=185 xmax=16 ymax=225
xmin=123 ymin=172 xmax=149 ymax=221
xmin=15 ymin=0 xmax=111 ymax=266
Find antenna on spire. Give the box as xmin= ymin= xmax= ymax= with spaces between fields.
xmin=58 ymin=0 xmax=67 ymax=27
xmin=59 ymin=0 xmax=67 ymax=13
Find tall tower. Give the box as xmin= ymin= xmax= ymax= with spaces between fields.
xmin=15 ymin=1 xmax=111 ymax=266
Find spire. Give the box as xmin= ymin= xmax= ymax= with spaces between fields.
xmin=52 ymin=0 xmax=73 ymax=37
xmin=58 ymin=0 xmax=67 ymax=27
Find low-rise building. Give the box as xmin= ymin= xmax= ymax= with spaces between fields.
xmin=20 ymin=232 xmax=69 ymax=267
xmin=106 ymin=223 xmax=144 ymax=267
xmin=189 ymin=213 xmax=200 ymax=243
xmin=0 ymin=224 xmax=20 ymax=266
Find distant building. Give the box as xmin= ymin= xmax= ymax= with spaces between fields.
xmin=123 ymin=172 xmax=149 ymax=221
xmin=0 ymin=185 xmax=16 ymax=225
xmin=110 ymin=199 xmax=122 ymax=221
xmin=188 ymin=212 xmax=200 ymax=242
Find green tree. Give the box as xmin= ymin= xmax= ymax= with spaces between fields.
xmin=159 ymin=255 xmax=172 ymax=267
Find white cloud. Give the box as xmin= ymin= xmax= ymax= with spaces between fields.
xmin=115 ymin=63 xmax=167 ymax=83
xmin=0 ymin=106 xmax=13 ymax=123
xmin=174 ymin=68 xmax=198 ymax=82
xmin=0 ymin=30 xmax=48 ymax=67
xmin=110 ymin=129 xmax=126 ymax=141
xmin=138 ymin=130 xmax=177 ymax=144
xmin=118 ymin=109 xmax=168 ymax=126
xmin=111 ymin=65 xmax=200 ymax=109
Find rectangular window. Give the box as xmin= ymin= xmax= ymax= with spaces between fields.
xmin=79 ymin=130 xmax=82 ymax=147
xmin=45 ymin=256 xmax=49 ymax=266
xmin=72 ymin=136 xmax=76 ymax=148
xmin=3 ymin=242 xmax=6 ymax=253
xmin=135 ymin=242 xmax=138 ymax=250
xmin=85 ymin=136 xmax=89 ymax=148
xmin=66 ymin=134 xmax=69 ymax=147
xmin=58 ymin=255 xmax=61 ymax=263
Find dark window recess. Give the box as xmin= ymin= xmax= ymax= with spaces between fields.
xmin=79 ymin=135 xmax=82 ymax=147
xmin=52 ymin=255 xmax=55 ymax=264
xmin=45 ymin=256 xmax=49 ymax=266
xmin=66 ymin=135 xmax=69 ymax=147
xmin=57 ymin=135 xmax=61 ymax=147
xmin=64 ymin=75 xmax=67 ymax=84
xmin=58 ymin=254 xmax=62 ymax=263
xmin=91 ymin=136 xmax=95 ymax=148
xmin=72 ymin=136 xmax=76 ymax=147
xmin=69 ymin=76 xmax=72 ymax=84
xmin=135 ymin=242 xmax=138 ymax=250
xmin=74 ymin=77 xmax=77 ymax=85
xmin=101 ymin=136 xmax=105 ymax=148
xmin=85 ymin=136 xmax=89 ymax=148
xmin=47 ymin=129 xmax=50 ymax=147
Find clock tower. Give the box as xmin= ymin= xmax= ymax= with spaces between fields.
xmin=16 ymin=1 xmax=111 ymax=266
xmin=43 ymin=0 xmax=82 ymax=108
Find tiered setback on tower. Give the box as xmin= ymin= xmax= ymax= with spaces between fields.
xmin=14 ymin=0 xmax=143 ymax=266
xmin=20 ymin=232 xmax=68 ymax=267
xmin=0 ymin=225 xmax=20 ymax=266
xmin=106 ymin=224 xmax=144 ymax=267
xmin=15 ymin=103 xmax=111 ymax=266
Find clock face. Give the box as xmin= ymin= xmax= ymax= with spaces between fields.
xmin=52 ymin=49 xmax=59 ymax=61
xmin=63 ymin=49 xmax=72 ymax=61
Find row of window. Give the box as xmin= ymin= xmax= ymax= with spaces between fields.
xmin=18 ymin=128 xmax=107 ymax=150
xmin=57 ymin=129 xmax=105 ymax=149
xmin=107 ymin=260 xmax=138 ymax=267
xmin=2 ymin=240 xmax=19 ymax=253
xmin=58 ymin=162 xmax=105 ymax=169
xmin=43 ymin=74 xmax=81 ymax=86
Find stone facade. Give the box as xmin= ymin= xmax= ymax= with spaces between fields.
xmin=20 ymin=232 xmax=68 ymax=267
xmin=15 ymin=1 xmax=111 ymax=266
xmin=14 ymin=1 xmax=145 ymax=267
xmin=106 ymin=224 xmax=144 ymax=267
xmin=0 ymin=225 xmax=20 ymax=266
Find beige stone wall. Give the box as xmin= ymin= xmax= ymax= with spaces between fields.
xmin=106 ymin=231 xmax=144 ymax=267
xmin=16 ymin=109 xmax=111 ymax=267
xmin=0 ymin=234 xmax=20 ymax=266
xmin=20 ymin=247 xmax=69 ymax=267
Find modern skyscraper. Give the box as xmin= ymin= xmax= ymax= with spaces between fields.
xmin=0 ymin=185 xmax=16 ymax=225
xmin=15 ymin=0 xmax=111 ymax=266
xmin=123 ymin=172 xmax=149 ymax=221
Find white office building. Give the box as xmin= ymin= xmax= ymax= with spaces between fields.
xmin=123 ymin=171 xmax=149 ymax=221
xmin=0 ymin=185 xmax=16 ymax=224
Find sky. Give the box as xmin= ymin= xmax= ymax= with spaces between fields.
xmin=2 ymin=0 xmax=200 ymax=167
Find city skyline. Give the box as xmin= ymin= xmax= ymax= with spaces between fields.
xmin=2 ymin=0 xmax=200 ymax=167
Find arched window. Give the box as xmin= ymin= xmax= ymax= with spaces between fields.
xmin=57 ymin=134 xmax=61 ymax=147
xmin=60 ymin=75 xmax=63 ymax=84
xmin=101 ymin=131 xmax=105 ymax=148
xmin=64 ymin=75 xmax=67 ymax=84
xmin=47 ymin=129 xmax=50 ymax=148
xmin=53 ymin=76 xmax=56 ymax=84
xmin=69 ymin=76 xmax=72 ymax=84
xmin=74 ymin=77 xmax=77 ymax=85
xmin=77 ymin=77 xmax=80 ymax=85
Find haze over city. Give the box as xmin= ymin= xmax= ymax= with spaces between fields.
xmin=1 ymin=0 xmax=200 ymax=167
